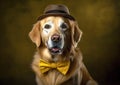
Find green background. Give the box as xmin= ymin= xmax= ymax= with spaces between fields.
xmin=0 ymin=0 xmax=120 ymax=85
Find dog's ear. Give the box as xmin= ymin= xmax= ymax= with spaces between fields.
xmin=70 ymin=20 xmax=82 ymax=47
xmin=29 ymin=22 xmax=41 ymax=47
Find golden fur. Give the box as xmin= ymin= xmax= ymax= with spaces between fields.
xmin=29 ymin=16 xmax=98 ymax=85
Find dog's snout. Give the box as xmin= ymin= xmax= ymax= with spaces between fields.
xmin=51 ymin=34 xmax=61 ymax=42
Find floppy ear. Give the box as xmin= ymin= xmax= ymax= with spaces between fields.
xmin=70 ymin=21 xmax=82 ymax=47
xmin=29 ymin=22 xmax=41 ymax=47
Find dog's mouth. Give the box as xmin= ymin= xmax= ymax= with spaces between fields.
xmin=49 ymin=46 xmax=63 ymax=55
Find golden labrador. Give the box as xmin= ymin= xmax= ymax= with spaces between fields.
xmin=29 ymin=16 xmax=98 ymax=85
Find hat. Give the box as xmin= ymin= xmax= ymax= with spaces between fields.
xmin=37 ymin=4 xmax=75 ymax=21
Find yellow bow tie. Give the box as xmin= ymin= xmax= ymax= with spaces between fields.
xmin=39 ymin=59 xmax=70 ymax=75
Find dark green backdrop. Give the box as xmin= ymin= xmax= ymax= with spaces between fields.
xmin=0 ymin=0 xmax=120 ymax=85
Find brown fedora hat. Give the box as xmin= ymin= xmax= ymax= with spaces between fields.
xmin=37 ymin=4 xmax=75 ymax=21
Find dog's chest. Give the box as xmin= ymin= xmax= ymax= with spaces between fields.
xmin=42 ymin=70 xmax=68 ymax=85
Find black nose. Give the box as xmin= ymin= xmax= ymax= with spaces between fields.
xmin=51 ymin=34 xmax=61 ymax=42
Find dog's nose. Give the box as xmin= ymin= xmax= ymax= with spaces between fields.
xmin=51 ymin=34 xmax=61 ymax=42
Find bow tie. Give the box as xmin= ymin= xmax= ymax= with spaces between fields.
xmin=39 ymin=59 xmax=70 ymax=75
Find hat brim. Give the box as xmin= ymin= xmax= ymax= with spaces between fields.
xmin=37 ymin=13 xmax=75 ymax=21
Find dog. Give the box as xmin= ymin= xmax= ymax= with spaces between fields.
xmin=29 ymin=5 xmax=98 ymax=85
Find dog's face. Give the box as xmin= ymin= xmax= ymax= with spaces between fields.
xmin=40 ymin=17 xmax=72 ymax=55
xmin=29 ymin=16 xmax=82 ymax=56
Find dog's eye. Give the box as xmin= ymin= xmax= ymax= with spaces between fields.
xmin=44 ymin=24 xmax=51 ymax=29
xmin=60 ymin=23 xmax=68 ymax=30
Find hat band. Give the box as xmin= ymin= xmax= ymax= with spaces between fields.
xmin=45 ymin=10 xmax=67 ymax=14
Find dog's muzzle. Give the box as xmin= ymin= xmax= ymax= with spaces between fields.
xmin=47 ymin=34 xmax=64 ymax=55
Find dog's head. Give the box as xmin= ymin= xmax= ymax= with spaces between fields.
xmin=29 ymin=16 xmax=82 ymax=56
